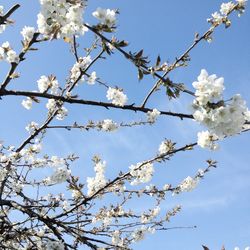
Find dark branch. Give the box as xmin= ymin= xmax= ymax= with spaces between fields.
xmin=0 ymin=89 xmax=193 ymax=119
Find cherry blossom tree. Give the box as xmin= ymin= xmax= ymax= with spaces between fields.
xmin=0 ymin=1 xmax=249 ymax=249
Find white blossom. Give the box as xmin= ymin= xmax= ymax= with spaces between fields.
xmin=70 ymin=56 xmax=92 ymax=83
xmin=0 ymin=6 xmax=6 ymax=34
xmin=147 ymin=108 xmax=161 ymax=123
xmin=44 ymin=167 xmax=71 ymax=185
xmin=158 ymin=140 xmax=171 ymax=154
xmin=179 ymin=176 xmax=199 ymax=192
xmin=129 ymin=162 xmax=154 ymax=185
xmin=37 ymin=0 xmax=88 ymax=39
xmin=220 ymin=2 xmax=235 ymax=15
xmin=131 ymin=226 xmax=147 ymax=242
xmin=46 ymin=99 xmax=68 ymax=120
xmin=141 ymin=206 xmax=160 ymax=223
xmin=111 ymin=230 xmax=122 ymax=245
xmin=236 ymin=0 xmax=248 ymax=6
xmin=25 ymin=121 xmax=39 ymax=133
xmin=71 ymin=189 xmax=82 ymax=199
xmin=0 ymin=47 xmax=5 ymax=60
xmin=22 ymin=97 xmax=33 ymax=110
xmin=21 ymin=26 xmax=36 ymax=42
xmin=50 ymin=156 xmax=65 ymax=168
xmin=92 ymin=8 xmax=117 ymax=27
xmin=101 ymin=119 xmax=118 ymax=132
xmin=193 ymin=69 xmax=224 ymax=105
xmin=0 ymin=167 xmax=8 ymax=181
xmin=6 ymin=50 xmax=19 ymax=64
xmin=192 ymin=70 xmax=250 ymax=149
xmin=163 ymin=184 xmax=171 ymax=191
xmin=87 ymin=160 xmax=107 ymax=196
xmin=209 ymin=12 xmax=224 ymax=25
xmin=37 ymin=75 xmax=59 ymax=94
xmin=45 ymin=239 xmax=64 ymax=250
xmin=87 ymin=71 xmax=97 ymax=85
xmin=106 ymin=87 xmax=128 ymax=106
xmin=197 ymin=131 xmax=219 ymax=150
xmin=0 ymin=42 xmax=20 ymax=63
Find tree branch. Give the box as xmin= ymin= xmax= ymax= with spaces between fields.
xmin=0 ymin=4 xmax=20 ymax=25
xmin=0 ymin=89 xmax=193 ymax=119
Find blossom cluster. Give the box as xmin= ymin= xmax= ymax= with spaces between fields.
xmin=0 ymin=6 xmax=7 ymax=33
xmin=87 ymin=159 xmax=107 ymax=196
xmin=37 ymin=0 xmax=88 ymax=39
xmin=234 ymin=247 xmax=250 ymax=250
xmin=44 ymin=167 xmax=71 ymax=185
xmin=46 ymin=99 xmax=68 ymax=120
xmin=147 ymin=108 xmax=161 ymax=123
xmin=70 ymin=56 xmax=92 ymax=83
xmin=192 ymin=69 xmax=250 ymax=149
xmin=21 ymin=26 xmax=36 ymax=42
xmin=141 ymin=206 xmax=160 ymax=223
xmin=101 ymin=119 xmax=118 ymax=131
xmin=106 ymin=87 xmax=128 ymax=106
xmin=129 ymin=162 xmax=154 ymax=185
xmin=45 ymin=239 xmax=64 ymax=250
xmin=92 ymin=205 xmax=127 ymax=227
xmin=131 ymin=226 xmax=156 ymax=243
xmin=158 ymin=139 xmax=175 ymax=155
xmin=0 ymin=41 xmax=19 ymax=64
xmin=207 ymin=0 xmax=247 ymax=27
xmin=178 ymin=176 xmax=199 ymax=192
xmin=92 ymin=8 xmax=117 ymax=27
xmin=37 ymin=75 xmax=59 ymax=94
xmin=22 ymin=97 xmax=33 ymax=110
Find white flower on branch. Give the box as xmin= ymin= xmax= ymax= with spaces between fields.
xmin=0 ymin=6 xmax=6 ymax=34
xmin=44 ymin=167 xmax=71 ymax=185
xmin=0 ymin=167 xmax=8 ymax=182
xmin=37 ymin=75 xmax=59 ymax=94
xmin=147 ymin=108 xmax=161 ymax=123
xmin=21 ymin=26 xmax=36 ymax=42
xmin=236 ymin=0 xmax=248 ymax=6
xmin=101 ymin=119 xmax=118 ymax=132
xmin=25 ymin=121 xmax=39 ymax=134
xmin=106 ymin=87 xmax=128 ymax=106
xmin=45 ymin=239 xmax=64 ymax=250
xmin=179 ymin=176 xmax=199 ymax=192
xmin=111 ymin=230 xmax=124 ymax=246
xmin=6 ymin=49 xmax=19 ymax=64
xmin=50 ymin=156 xmax=65 ymax=168
xmin=141 ymin=206 xmax=160 ymax=223
xmin=197 ymin=130 xmax=219 ymax=150
xmin=192 ymin=69 xmax=224 ymax=106
xmin=209 ymin=12 xmax=224 ymax=25
xmin=92 ymin=8 xmax=117 ymax=27
xmin=71 ymin=189 xmax=82 ymax=199
xmin=70 ymin=56 xmax=92 ymax=83
xmin=131 ymin=226 xmax=147 ymax=242
xmin=158 ymin=140 xmax=174 ymax=154
xmin=21 ymin=97 xmax=33 ymax=110
xmin=37 ymin=0 xmax=87 ymax=39
xmin=46 ymin=99 xmax=68 ymax=120
xmin=0 ymin=42 xmax=19 ymax=63
xmin=220 ymin=2 xmax=235 ymax=15
xmin=87 ymin=159 xmax=107 ymax=196
xmin=193 ymin=70 xmax=250 ymax=148
xmin=87 ymin=71 xmax=97 ymax=85
xmin=129 ymin=162 xmax=154 ymax=185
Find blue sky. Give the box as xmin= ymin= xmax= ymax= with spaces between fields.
xmin=0 ymin=1 xmax=250 ymax=249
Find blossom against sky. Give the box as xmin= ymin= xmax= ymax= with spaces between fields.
xmin=0 ymin=0 xmax=249 ymax=249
